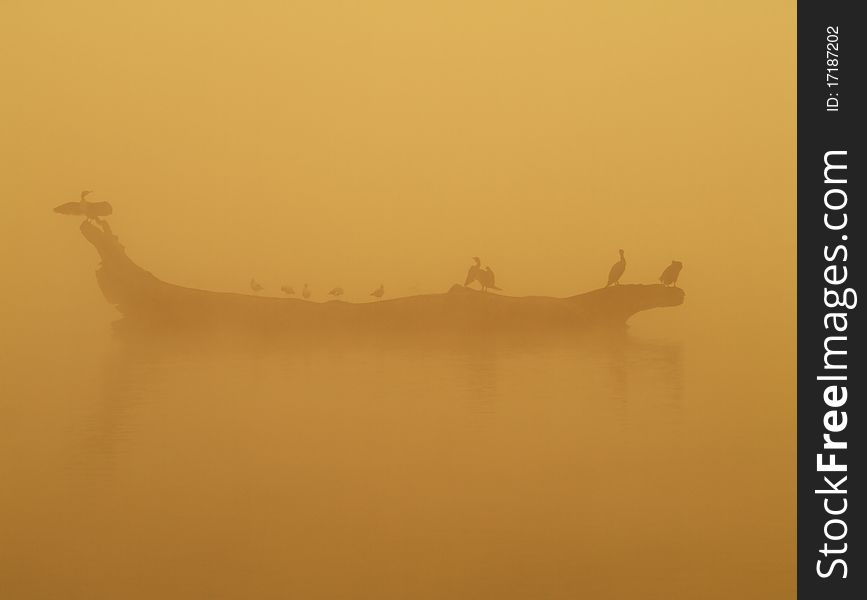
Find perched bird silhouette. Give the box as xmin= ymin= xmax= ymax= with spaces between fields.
xmin=465 ymin=257 xmax=483 ymax=287
xmin=302 ymin=283 xmax=311 ymax=300
xmin=465 ymin=257 xmax=501 ymax=292
xmin=328 ymin=287 xmax=344 ymax=298
xmin=371 ymin=284 xmax=385 ymax=300
xmin=606 ymin=249 xmax=626 ymax=287
xmin=53 ymin=190 xmax=113 ymax=221
xmin=250 ymin=278 xmax=264 ymax=294
xmin=659 ymin=261 xmax=683 ymax=287
xmin=280 ymin=285 xmax=295 ymax=295
xmin=480 ymin=266 xmax=500 ymax=291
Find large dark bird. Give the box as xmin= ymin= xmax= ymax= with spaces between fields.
xmin=370 ymin=284 xmax=385 ymax=300
xmin=465 ymin=257 xmax=483 ymax=287
xmin=280 ymin=285 xmax=295 ymax=295
xmin=54 ymin=190 xmax=113 ymax=220
xmin=606 ymin=249 xmax=626 ymax=287
xmin=659 ymin=261 xmax=683 ymax=287
xmin=465 ymin=257 xmax=501 ymax=292
xmin=250 ymin=278 xmax=264 ymax=294
xmin=328 ymin=287 xmax=344 ymax=298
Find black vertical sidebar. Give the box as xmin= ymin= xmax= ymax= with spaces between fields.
xmin=797 ymin=2 xmax=863 ymax=599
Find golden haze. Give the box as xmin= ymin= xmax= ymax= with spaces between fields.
xmin=0 ymin=1 xmax=794 ymax=599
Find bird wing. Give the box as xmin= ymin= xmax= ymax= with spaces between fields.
xmin=465 ymin=266 xmax=478 ymax=286
xmin=607 ymin=263 xmax=618 ymax=284
xmin=659 ymin=265 xmax=672 ymax=281
xmin=53 ymin=202 xmax=84 ymax=215
xmin=86 ymin=201 xmax=113 ymax=217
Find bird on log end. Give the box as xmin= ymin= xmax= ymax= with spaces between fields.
xmin=54 ymin=190 xmax=113 ymax=221
xmin=606 ymin=249 xmax=626 ymax=287
xmin=659 ymin=261 xmax=683 ymax=287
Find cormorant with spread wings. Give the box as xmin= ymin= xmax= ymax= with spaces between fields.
xmin=54 ymin=190 xmax=113 ymax=221
xmin=465 ymin=257 xmax=500 ymax=292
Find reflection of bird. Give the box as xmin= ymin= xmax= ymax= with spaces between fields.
xmin=659 ymin=261 xmax=683 ymax=287
xmin=250 ymin=278 xmax=264 ymax=293
xmin=606 ymin=249 xmax=626 ymax=287
xmin=328 ymin=287 xmax=344 ymax=298
xmin=371 ymin=284 xmax=384 ymax=300
xmin=53 ymin=190 xmax=113 ymax=221
xmin=281 ymin=285 xmax=295 ymax=295
xmin=465 ymin=257 xmax=500 ymax=292
xmin=302 ymin=283 xmax=311 ymax=300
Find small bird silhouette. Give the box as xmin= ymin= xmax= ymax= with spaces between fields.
xmin=280 ymin=285 xmax=295 ymax=295
xmin=371 ymin=284 xmax=385 ymax=300
xmin=302 ymin=283 xmax=311 ymax=300
xmin=659 ymin=261 xmax=683 ymax=287
xmin=54 ymin=190 xmax=113 ymax=221
xmin=606 ymin=249 xmax=626 ymax=287
xmin=328 ymin=287 xmax=344 ymax=298
xmin=250 ymin=278 xmax=264 ymax=293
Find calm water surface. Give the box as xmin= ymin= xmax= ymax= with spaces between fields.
xmin=1 ymin=309 xmax=793 ymax=599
